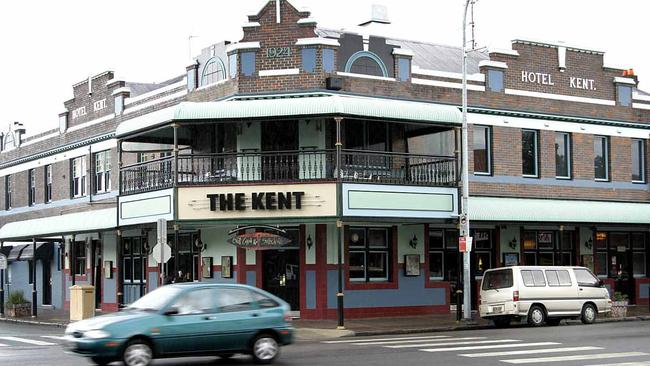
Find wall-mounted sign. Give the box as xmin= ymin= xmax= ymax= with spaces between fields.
xmin=570 ymin=77 xmax=596 ymax=91
xmin=71 ymin=106 xmax=87 ymax=119
xmin=228 ymin=232 xmax=291 ymax=250
xmin=521 ymin=71 xmax=554 ymax=86
xmin=93 ymin=99 xmax=107 ymax=112
xmin=538 ymin=232 xmax=553 ymax=244
xmin=266 ymin=47 xmax=292 ymax=58
xmin=207 ymin=191 xmax=304 ymax=211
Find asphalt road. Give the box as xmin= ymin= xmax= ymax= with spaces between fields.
xmin=1 ymin=320 xmax=649 ymax=366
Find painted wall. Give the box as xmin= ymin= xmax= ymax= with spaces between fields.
xmin=5 ymin=254 xmax=63 ymax=309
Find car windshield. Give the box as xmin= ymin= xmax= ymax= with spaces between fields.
xmin=127 ymin=286 xmax=183 ymax=311
xmin=482 ymin=268 xmax=513 ymax=290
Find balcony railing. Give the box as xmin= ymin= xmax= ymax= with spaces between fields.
xmin=120 ymin=150 xmax=457 ymax=195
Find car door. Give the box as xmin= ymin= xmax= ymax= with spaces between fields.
xmin=573 ymin=268 xmax=606 ymax=309
xmin=157 ymin=288 xmax=218 ymax=355
xmin=211 ymin=287 xmax=263 ymax=352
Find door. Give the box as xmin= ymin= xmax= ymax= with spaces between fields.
xmin=261 ymin=121 xmax=299 ymax=181
xmin=262 ymin=249 xmax=300 ymax=310
xmin=42 ymin=260 xmax=52 ymax=306
xmin=609 ymin=233 xmax=635 ymax=302
xmin=574 ymin=267 xmax=605 ymax=310
xmin=212 ymin=287 xmax=264 ymax=351
xmin=93 ymin=240 xmax=102 ymax=309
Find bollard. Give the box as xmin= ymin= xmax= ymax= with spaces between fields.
xmin=456 ymin=289 xmax=463 ymax=322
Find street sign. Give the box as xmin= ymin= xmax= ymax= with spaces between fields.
xmin=0 ymin=254 xmax=6 ymax=270
xmin=459 ymin=236 xmax=473 ymax=253
xmin=151 ymin=242 xmax=172 ymax=264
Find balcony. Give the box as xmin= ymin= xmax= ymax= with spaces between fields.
xmin=120 ymin=149 xmax=457 ymax=195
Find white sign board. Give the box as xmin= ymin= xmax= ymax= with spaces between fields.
xmin=0 ymin=254 xmax=6 ymax=270
xmin=151 ymin=243 xmax=172 ymax=264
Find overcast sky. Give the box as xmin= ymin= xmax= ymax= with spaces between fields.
xmin=1 ymin=0 xmax=648 ymax=137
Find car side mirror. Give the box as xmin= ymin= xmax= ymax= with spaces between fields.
xmin=598 ymin=279 xmax=604 ymax=287
xmin=164 ymin=306 xmax=179 ymax=316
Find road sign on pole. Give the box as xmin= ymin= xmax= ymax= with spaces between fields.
xmin=459 ymin=237 xmax=473 ymax=253
xmin=151 ymin=242 xmax=172 ymax=264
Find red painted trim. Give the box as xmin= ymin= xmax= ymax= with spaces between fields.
xmin=101 ymin=303 xmax=119 ymax=312
xmin=344 ymin=225 xmax=399 ymax=290
xmin=635 ymin=278 xmax=650 ymax=305
xmin=236 ymin=247 xmax=246 ymax=284
xmin=255 ymin=250 xmax=263 ymax=288
xmin=299 ymin=224 xmax=306 ymax=313
xmin=323 ymin=305 xmax=449 ymax=319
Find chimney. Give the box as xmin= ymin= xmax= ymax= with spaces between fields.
xmin=358 ymin=4 xmax=390 ymax=27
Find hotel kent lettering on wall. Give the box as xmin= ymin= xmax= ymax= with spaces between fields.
xmin=207 ymin=191 xmax=305 ymax=211
xmin=520 ymin=71 xmax=596 ymax=90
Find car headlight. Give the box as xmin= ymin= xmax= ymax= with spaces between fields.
xmin=84 ymin=330 xmax=110 ymax=339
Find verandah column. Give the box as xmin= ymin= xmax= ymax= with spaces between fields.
xmin=32 ymin=238 xmax=37 ymax=317
xmin=335 ymin=116 xmax=345 ymax=329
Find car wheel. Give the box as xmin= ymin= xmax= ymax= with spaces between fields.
xmin=122 ymin=339 xmax=153 ymax=366
xmin=546 ymin=318 xmax=561 ymax=326
xmin=581 ymin=303 xmax=597 ymax=324
xmin=252 ymin=334 xmax=279 ymax=364
xmin=492 ymin=317 xmax=512 ymax=328
xmin=528 ymin=305 xmax=546 ymax=327
xmin=91 ymin=356 xmax=112 ymax=366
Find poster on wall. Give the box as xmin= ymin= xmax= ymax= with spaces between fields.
xmin=202 ymin=257 xmax=213 ymax=278
xmin=404 ymin=254 xmax=420 ymax=276
xmin=221 ymin=256 xmax=233 ymax=278
xmin=503 ymin=253 xmax=519 ymax=267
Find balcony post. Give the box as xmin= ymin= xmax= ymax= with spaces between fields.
xmin=0 ymin=241 xmax=4 ymax=317
xmin=116 ymin=229 xmax=123 ymax=308
xmin=172 ymin=124 xmax=179 ymax=188
xmin=117 ymin=140 xmax=123 ymax=194
xmin=334 ymin=116 xmax=345 ymax=329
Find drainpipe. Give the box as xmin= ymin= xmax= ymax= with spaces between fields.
xmin=32 ymin=238 xmax=37 ymax=318
xmin=335 ymin=116 xmax=345 ymax=329
xmin=1 ymin=240 xmax=4 ymax=317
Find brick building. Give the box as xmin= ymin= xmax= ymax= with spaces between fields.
xmin=1 ymin=0 xmax=648 ymax=319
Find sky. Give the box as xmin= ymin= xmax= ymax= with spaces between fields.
xmin=0 ymin=0 xmax=648 ymax=137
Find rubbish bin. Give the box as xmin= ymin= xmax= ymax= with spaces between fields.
xmin=70 ymin=284 xmax=95 ymax=321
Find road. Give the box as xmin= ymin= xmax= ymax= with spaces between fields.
xmin=1 ymin=320 xmax=649 ymax=366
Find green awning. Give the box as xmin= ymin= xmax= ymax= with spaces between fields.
xmin=0 ymin=208 xmax=116 ymax=240
xmin=116 ymin=93 xmax=462 ymax=137
xmin=470 ymin=196 xmax=650 ymax=224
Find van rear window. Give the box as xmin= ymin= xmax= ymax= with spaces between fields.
xmin=482 ymin=269 xmax=513 ymax=290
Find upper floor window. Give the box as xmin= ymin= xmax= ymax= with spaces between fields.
xmin=345 ymin=51 xmax=388 ymax=77
xmin=28 ymin=169 xmax=36 ymax=206
xmin=487 ymin=69 xmax=504 ymax=92
xmin=71 ymin=156 xmax=87 ymax=197
xmin=555 ymin=132 xmax=571 ymax=179
xmin=301 ymin=48 xmax=317 ymax=73
xmin=45 ymin=165 xmax=52 ymax=203
xmin=397 ymin=58 xmax=410 ymax=81
xmin=522 ymin=129 xmax=539 ymax=177
xmin=632 ymin=139 xmax=645 ymax=183
xmin=594 ymin=135 xmax=609 ymax=181
xmin=617 ymin=85 xmax=632 ymax=107
xmin=348 ymin=227 xmax=391 ymax=282
xmin=94 ymin=150 xmax=111 ymax=193
xmin=200 ymin=57 xmax=226 ymax=86
xmin=241 ymin=52 xmax=256 ymax=77
xmin=228 ymin=54 xmax=238 ymax=78
xmin=323 ymin=48 xmax=335 ymax=73
xmin=473 ymin=125 xmax=491 ymax=175
xmin=4 ymin=175 xmax=12 ymax=210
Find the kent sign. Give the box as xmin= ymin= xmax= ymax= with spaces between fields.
xmin=207 ymin=191 xmax=305 ymax=211
xmin=520 ymin=71 xmax=596 ymax=91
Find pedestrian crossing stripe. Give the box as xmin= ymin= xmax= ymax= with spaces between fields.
xmin=355 ymin=336 xmax=486 ymax=346
xmin=461 ymin=346 xmax=605 ymax=357
xmin=0 ymin=337 xmax=56 ymax=346
xmin=583 ymin=362 xmax=650 ymax=366
xmin=0 ymin=344 xmax=7 ymax=347
xmin=501 ymin=352 xmax=649 ymax=364
xmin=420 ymin=341 xmax=561 ymax=353
xmin=322 ymin=335 xmax=451 ymax=344
xmin=387 ymin=339 xmax=521 ymax=349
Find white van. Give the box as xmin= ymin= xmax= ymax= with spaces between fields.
xmin=479 ymin=266 xmax=611 ymax=327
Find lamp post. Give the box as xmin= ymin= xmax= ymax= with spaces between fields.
xmin=461 ymin=0 xmax=473 ymax=322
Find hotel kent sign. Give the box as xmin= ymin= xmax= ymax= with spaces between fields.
xmin=520 ymin=71 xmax=596 ymax=91
xmin=207 ymin=191 xmax=305 ymax=211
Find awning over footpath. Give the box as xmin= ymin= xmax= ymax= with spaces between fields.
xmin=0 ymin=208 xmax=116 ymax=241
xmin=2 ymin=242 xmax=52 ymax=262
xmin=116 ymin=93 xmax=463 ymax=137
xmin=470 ymin=196 xmax=650 ymax=224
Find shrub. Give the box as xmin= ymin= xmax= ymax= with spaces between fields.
xmin=7 ymin=290 xmax=27 ymax=305
xmin=612 ymin=291 xmax=628 ymax=302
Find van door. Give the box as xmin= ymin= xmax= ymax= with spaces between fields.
xmin=573 ymin=268 xmax=604 ymax=306
xmin=544 ymin=269 xmax=578 ymax=314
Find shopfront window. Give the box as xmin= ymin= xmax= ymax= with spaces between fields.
xmin=428 ymin=229 xmax=459 ymax=281
xmin=522 ymin=230 xmax=573 ymax=266
xmin=473 ymin=230 xmax=493 ymax=277
xmin=632 ymin=233 xmax=646 ymax=277
xmin=594 ymin=231 xmax=646 ymax=278
xmin=349 ymin=227 xmax=391 ymax=282
xmin=73 ymin=241 xmax=86 ymax=276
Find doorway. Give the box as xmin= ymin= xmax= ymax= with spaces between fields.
xmin=262 ymin=249 xmax=300 ymax=310
xmin=261 ymin=121 xmax=299 ymax=181
xmin=92 ymin=240 xmax=102 ymax=309
xmin=42 ymin=260 xmax=52 ymax=306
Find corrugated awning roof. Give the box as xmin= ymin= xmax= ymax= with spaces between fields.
xmin=470 ymin=196 xmax=650 ymax=224
xmin=0 ymin=208 xmax=116 ymax=240
xmin=116 ymin=93 xmax=462 ymax=138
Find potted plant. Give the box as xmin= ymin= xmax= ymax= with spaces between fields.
xmin=610 ymin=291 xmax=629 ymax=318
xmin=5 ymin=290 xmax=31 ymax=317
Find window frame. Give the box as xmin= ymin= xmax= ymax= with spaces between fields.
xmin=45 ymin=165 xmax=52 ymax=203
xmin=71 ymin=156 xmax=87 ymax=198
xmin=301 ymin=48 xmax=317 ymax=73
xmin=555 ymin=132 xmax=572 ymax=179
xmin=28 ymin=169 xmax=36 ymax=206
xmin=631 ymin=138 xmax=646 ymax=183
xmin=347 ymin=226 xmax=392 ymax=283
xmin=200 ymin=57 xmax=227 ymax=86
xmin=73 ymin=240 xmax=86 ymax=276
xmin=594 ymin=135 xmax=610 ymax=181
xmin=617 ymin=84 xmax=632 ymax=107
xmin=240 ymin=52 xmax=256 ymax=77
xmin=473 ymin=125 xmax=492 ymax=175
xmin=397 ymin=58 xmax=410 ymax=81
xmin=487 ymin=69 xmax=504 ymax=92
xmin=521 ymin=129 xmax=539 ymax=178
xmin=5 ymin=175 xmax=12 ymax=210
xmin=94 ymin=150 xmax=111 ymax=194
xmin=322 ymin=48 xmax=335 ymax=73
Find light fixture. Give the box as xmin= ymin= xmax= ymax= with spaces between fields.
xmin=194 ymin=236 xmax=206 ymax=252
xmin=306 ymin=234 xmax=313 ymax=250
xmin=509 ymin=237 xmax=518 ymax=250
xmin=409 ymin=234 xmax=418 ymax=249
xmin=585 ymin=237 xmax=593 ymax=249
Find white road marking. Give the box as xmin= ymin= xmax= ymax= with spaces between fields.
xmin=583 ymin=362 xmax=650 ymax=366
xmin=0 ymin=337 xmax=56 ymax=346
xmin=322 ymin=335 xmax=451 ymax=344
xmin=502 ymin=352 xmax=649 ymax=364
xmin=0 ymin=344 xmax=7 ymax=347
xmin=387 ymin=339 xmax=521 ymax=349
xmin=355 ymin=337 xmax=486 ymax=345
xmin=461 ymin=346 xmax=605 ymax=357
xmin=40 ymin=336 xmax=67 ymax=341
xmin=421 ymin=341 xmax=560 ymax=353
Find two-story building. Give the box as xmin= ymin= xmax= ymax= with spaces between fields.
xmin=1 ymin=0 xmax=649 ymax=319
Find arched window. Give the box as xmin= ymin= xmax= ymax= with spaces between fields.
xmin=344 ymin=51 xmax=388 ymax=77
xmin=200 ymin=57 xmax=227 ymax=86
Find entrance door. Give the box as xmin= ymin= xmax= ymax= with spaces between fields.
xmin=609 ymin=233 xmax=635 ymax=302
xmin=42 ymin=260 xmax=52 ymax=306
xmin=261 ymin=121 xmax=299 ymax=181
xmin=92 ymin=240 xmax=102 ymax=309
xmin=262 ymin=249 xmax=300 ymax=310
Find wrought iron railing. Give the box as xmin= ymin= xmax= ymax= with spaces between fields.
xmin=120 ymin=150 xmax=457 ymax=195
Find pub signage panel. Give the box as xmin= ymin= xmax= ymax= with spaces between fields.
xmin=207 ymin=191 xmax=305 ymax=211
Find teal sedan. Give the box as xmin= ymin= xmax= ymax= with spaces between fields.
xmin=64 ymin=283 xmax=294 ymax=366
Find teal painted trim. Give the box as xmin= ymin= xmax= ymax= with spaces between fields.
xmin=344 ymin=51 xmax=388 ymax=77
xmin=200 ymin=57 xmax=227 ymax=86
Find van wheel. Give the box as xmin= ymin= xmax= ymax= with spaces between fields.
xmin=581 ymin=303 xmax=597 ymax=324
xmin=546 ymin=318 xmax=561 ymax=326
xmin=528 ymin=305 xmax=546 ymax=327
xmin=493 ymin=317 xmax=512 ymax=328
xmin=252 ymin=334 xmax=279 ymax=364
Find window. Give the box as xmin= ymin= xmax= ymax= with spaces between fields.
xmin=344 ymin=121 xmax=388 ymax=151
xmin=302 ymin=48 xmax=316 ymax=73
xmin=45 ymin=165 xmax=52 ymax=203
xmin=73 ymin=241 xmax=86 ymax=276
xmin=632 ymin=233 xmax=646 ymax=277
xmin=522 ymin=130 xmax=538 ymax=177
xmin=545 ymin=270 xmax=572 ymax=287
xmin=172 ymin=288 xmax=217 ymax=315
xmin=428 ymin=229 xmax=460 ymax=282
xmin=522 ymin=230 xmax=573 ymax=266
xmin=555 ymin=132 xmax=571 ymax=178
xmin=71 ymin=156 xmax=86 ymax=197
xmin=28 ymin=169 xmax=36 ymax=206
xmin=94 ymin=150 xmax=111 ymax=193
xmin=473 ymin=229 xmax=493 ymax=277
xmin=200 ymin=57 xmax=226 ymax=86
xmin=323 ymin=48 xmax=335 ymax=73
xmin=228 ymin=53 xmax=238 ymax=78
xmin=241 ymin=52 xmax=256 ymax=77
xmin=573 ymin=268 xmax=600 ymax=287
xmin=348 ymin=227 xmax=391 ymax=282
xmin=617 ymin=85 xmax=632 ymax=107
xmin=252 ymin=291 xmax=280 ymax=308
xmin=521 ymin=270 xmax=546 ymax=287
xmin=473 ymin=125 xmax=491 ymax=175
xmin=216 ymin=288 xmax=254 ymax=312
xmin=487 ymin=69 xmax=504 ymax=92
xmin=350 ymin=56 xmax=384 ymax=76
xmin=481 ymin=269 xmax=513 ymax=290
xmin=4 ymin=175 xmax=12 ymax=210
xmin=398 ymin=58 xmax=410 ymax=81
xmin=632 ymin=139 xmax=645 ymax=182
xmin=594 ymin=135 xmax=609 ymax=181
